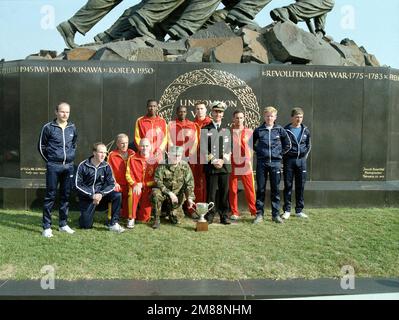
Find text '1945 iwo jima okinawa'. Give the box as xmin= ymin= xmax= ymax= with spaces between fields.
xmin=38 ymin=0 xmax=380 ymax=67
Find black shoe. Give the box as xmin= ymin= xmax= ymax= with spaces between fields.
xmin=170 ymin=214 xmax=180 ymax=225
xmin=205 ymin=213 xmax=214 ymax=224
xmin=272 ymin=216 xmax=284 ymax=224
xmin=152 ymin=218 xmax=160 ymax=229
xmin=220 ymin=218 xmax=231 ymax=225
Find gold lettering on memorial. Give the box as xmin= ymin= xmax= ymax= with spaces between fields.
xmin=389 ymin=74 xmax=399 ymax=82
xmin=261 ymin=69 xmax=396 ymax=81
xmin=20 ymin=66 xmax=50 ymax=73
xmin=179 ymin=99 xmax=238 ymax=108
xmin=1 ymin=66 xmax=20 ymax=74
xmin=362 ymin=167 xmax=385 ymax=180
xmin=12 ymin=65 xmax=155 ymax=75
xmin=20 ymin=167 xmax=46 ymax=176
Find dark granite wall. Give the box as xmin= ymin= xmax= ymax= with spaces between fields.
xmin=0 ymin=60 xmax=398 ymax=209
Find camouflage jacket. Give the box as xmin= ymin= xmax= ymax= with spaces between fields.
xmin=154 ymin=160 xmax=195 ymax=200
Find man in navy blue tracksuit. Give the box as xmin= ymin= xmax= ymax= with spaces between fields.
xmin=252 ymin=106 xmax=291 ymax=224
xmin=38 ymin=102 xmax=77 ymax=238
xmin=282 ymin=107 xmax=311 ymax=220
xmin=75 ymin=142 xmax=125 ymax=233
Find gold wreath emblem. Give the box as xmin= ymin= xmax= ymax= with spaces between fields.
xmin=158 ymin=68 xmax=260 ymax=129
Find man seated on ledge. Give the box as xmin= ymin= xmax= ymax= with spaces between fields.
xmin=75 ymin=142 xmax=125 ymax=233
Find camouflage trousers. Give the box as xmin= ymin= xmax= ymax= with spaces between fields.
xmin=151 ymin=188 xmax=185 ymax=224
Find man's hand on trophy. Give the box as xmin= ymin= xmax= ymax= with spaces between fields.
xmin=187 ymin=198 xmax=195 ymax=209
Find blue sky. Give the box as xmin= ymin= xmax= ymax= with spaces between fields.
xmin=0 ymin=0 xmax=398 ymax=68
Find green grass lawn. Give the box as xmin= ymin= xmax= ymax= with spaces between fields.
xmin=0 ymin=208 xmax=398 ymax=280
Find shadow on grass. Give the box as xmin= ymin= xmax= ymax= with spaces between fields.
xmin=0 ymin=210 xmax=111 ymax=234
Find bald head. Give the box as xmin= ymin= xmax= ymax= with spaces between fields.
xmin=139 ymin=138 xmax=151 ymax=157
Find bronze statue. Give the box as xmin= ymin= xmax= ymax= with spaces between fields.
xmin=270 ymin=0 xmax=335 ymax=37
xmin=96 ymin=0 xmax=222 ymax=42
xmin=206 ymin=0 xmax=273 ymax=29
xmin=57 ymin=0 xmax=125 ymax=49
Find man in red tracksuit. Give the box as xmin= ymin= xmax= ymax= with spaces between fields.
xmin=134 ymin=99 xmax=167 ymax=163
xmin=168 ymin=105 xmax=198 ymax=216
xmin=192 ymin=101 xmax=212 ymax=203
xmin=126 ymin=138 xmax=157 ymax=224
xmin=107 ymin=133 xmax=135 ymax=225
xmin=167 ymin=105 xmax=198 ymax=162
xmin=229 ymin=110 xmax=257 ymax=220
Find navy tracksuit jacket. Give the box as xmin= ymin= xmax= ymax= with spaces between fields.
xmin=252 ymin=123 xmax=291 ymax=217
xmin=75 ymin=157 xmax=121 ymax=228
xmin=283 ymin=124 xmax=311 ymax=213
xmin=38 ymin=120 xmax=77 ymax=229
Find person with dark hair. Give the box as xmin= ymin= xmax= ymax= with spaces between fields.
xmin=192 ymin=101 xmax=212 ymax=204
xmin=229 ymin=109 xmax=256 ymax=220
xmin=282 ymin=107 xmax=311 ymax=220
xmin=38 ymin=102 xmax=77 ymax=238
xmin=75 ymin=143 xmax=125 ymax=232
xmin=134 ymin=99 xmax=167 ymax=163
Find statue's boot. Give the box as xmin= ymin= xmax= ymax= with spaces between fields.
xmin=168 ymin=25 xmax=190 ymax=40
xmin=226 ymin=10 xmax=260 ymax=30
xmin=94 ymin=32 xmax=114 ymax=44
xmin=270 ymin=8 xmax=290 ymax=23
xmin=94 ymin=27 xmax=141 ymax=44
xmin=56 ymin=21 xmax=78 ymax=49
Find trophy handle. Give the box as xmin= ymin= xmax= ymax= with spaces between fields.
xmin=207 ymin=202 xmax=215 ymax=212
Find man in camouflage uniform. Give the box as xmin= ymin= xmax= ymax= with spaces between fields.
xmin=151 ymin=146 xmax=195 ymax=229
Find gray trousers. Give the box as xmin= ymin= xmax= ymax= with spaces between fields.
xmin=69 ymin=0 xmax=123 ymax=35
xmin=207 ymin=0 xmax=272 ymax=26
xmin=270 ymin=0 xmax=335 ymax=33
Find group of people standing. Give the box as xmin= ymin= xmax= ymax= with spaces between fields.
xmin=38 ymin=99 xmax=311 ymax=237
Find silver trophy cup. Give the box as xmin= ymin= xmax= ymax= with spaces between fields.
xmin=195 ymin=202 xmax=215 ymax=222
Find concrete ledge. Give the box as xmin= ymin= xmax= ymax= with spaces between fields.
xmin=0 ymin=278 xmax=398 ymax=299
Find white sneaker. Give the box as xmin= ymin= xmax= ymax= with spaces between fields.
xmin=127 ymin=219 xmax=135 ymax=229
xmin=42 ymin=228 xmax=53 ymax=238
xmin=282 ymin=211 xmax=291 ymax=219
xmin=296 ymin=212 xmax=308 ymax=218
xmin=230 ymin=214 xmax=239 ymax=221
xmin=109 ymin=223 xmax=125 ymax=233
xmin=59 ymin=225 xmax=75 ymax=234
xmin=253 ymin=214 xmax=263 ymax=224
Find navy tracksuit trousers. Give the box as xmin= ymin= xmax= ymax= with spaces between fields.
xmin=255 ymin=160 xmax=281 ymax=218
xmin=42 ymin=162 xmax=74 ymax=229
xmin=78 ymin=191 xmax=121 ymax=229
xmin=283 ymin=157 xmax=307 ymax=213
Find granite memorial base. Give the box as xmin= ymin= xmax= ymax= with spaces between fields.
xmin=1 ymin=61 xmax=398 ymax=209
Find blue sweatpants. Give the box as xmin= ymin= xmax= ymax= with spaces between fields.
xmin=78 ymin=191 xmax=121 ymax=229
xmin=42 ymin=162 xmax=74 ymax=229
